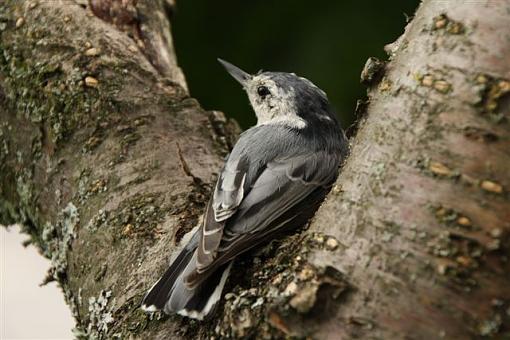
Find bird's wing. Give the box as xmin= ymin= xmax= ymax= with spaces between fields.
xmin=212 ymin=156 xmax=249 ymax=222
xmin=191 ymin=150 xmax=339 ymax=286
xmin=195 ymin=155 xmax=250 ymax=271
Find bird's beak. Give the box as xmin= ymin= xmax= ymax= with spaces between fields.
xmin=218 ymin=58 xmax=251 ymax=86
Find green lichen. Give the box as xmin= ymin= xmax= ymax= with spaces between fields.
xmin=477 ymin=313 xmax=502 ymax=337
xmin=0 ymin=2 xmax=123 ymax=228
xmin=75 ymin=289 xmax=116 ymax=340
xmin=86 ymin=209 xmax=108 ymax=233
xmin=0 ymin=8 xmax=120 ymax=146
xmin=16 ymin=167 xmax=34 ymax=211
xmin=106 ymin=296 xmax=169 ymax=338
xmin=77 ymin=168 xmax=92 ymax=204
xmin=41 ymin=202 xmax=80 ymax=280
xmin=85 ymin=192 xmax=166 ymax=240
xmin=0 ymin=125 xmax=9 ymax=163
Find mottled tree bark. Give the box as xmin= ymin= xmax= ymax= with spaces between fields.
xmin=0 ymin=1 xmax=509 ymax=339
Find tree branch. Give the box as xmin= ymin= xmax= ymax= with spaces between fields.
xmin=1 ymin=0 xmax=509 ymax=339
xmin=0 ymin=1 xmax=235 ymax=338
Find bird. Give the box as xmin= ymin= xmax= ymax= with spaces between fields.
xmin=141 ymin=59 xmax=349 ymax=320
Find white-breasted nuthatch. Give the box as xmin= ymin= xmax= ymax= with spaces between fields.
xmin=141 ymin=59 xmax=349 ymax=320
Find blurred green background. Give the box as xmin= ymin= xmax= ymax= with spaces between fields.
xmin=172 ymin=1 xmax=419 ymax=129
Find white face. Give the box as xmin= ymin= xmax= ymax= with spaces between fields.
xmin=244 ymin=74 xmax=307 ymax=129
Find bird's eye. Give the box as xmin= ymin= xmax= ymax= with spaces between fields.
xmin=257 ymin=86 xmax=271 ymax=98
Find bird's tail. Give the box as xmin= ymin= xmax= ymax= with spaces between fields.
xmin=141 ymin=233 xmax=232 ymax=320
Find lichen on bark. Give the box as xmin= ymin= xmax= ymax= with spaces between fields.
xmin=0 ymin=1 xmax=236 ymax=338
xmin=1 ymin=0 xmax=509 ymax=339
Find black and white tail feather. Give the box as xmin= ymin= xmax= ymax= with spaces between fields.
xmin=141 ymin=59 xmax=348 ymax=320
xmin=141 ymin=224 xmax=233 ymax=320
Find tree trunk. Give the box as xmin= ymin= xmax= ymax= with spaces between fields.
xmin=1 ymin=1 xmax=509 ymax=339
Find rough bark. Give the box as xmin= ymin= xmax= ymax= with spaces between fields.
xmin=0 ymin=1 xmax=238 ymax=338
xmin=0 ymin=1 xmax=509 ymax=340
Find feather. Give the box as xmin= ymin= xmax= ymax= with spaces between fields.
xmin=184 ymin=150 xmax=340 ymax=287
xmin=141 ymin=122 xmax=346 ymax=319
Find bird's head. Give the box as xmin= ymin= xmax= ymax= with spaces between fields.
xmin=218 ymin=59 xmax=338 ymax=130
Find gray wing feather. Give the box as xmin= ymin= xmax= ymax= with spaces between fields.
xmin=196 ymin=156 xmax=249 ymax=271
xmin=212 ymin=156 xmax=249 ymax=222
xmin=196 ymin=201 xmax=223 ymax=271
xmin=228 ymin=151 xmax=337 ymax=235
xmin=187 ymin=151 xmax=339 ymax=286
